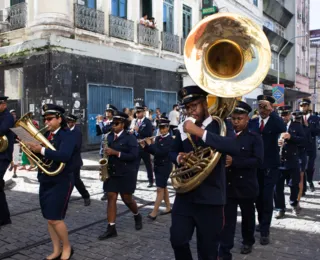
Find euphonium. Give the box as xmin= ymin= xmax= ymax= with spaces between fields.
xmin=99 ymin=132 xmax=111 ymax=182
xmin=170 ymin=13 xmax=271 ymax=193
xmin=15 ymin=112 xmax=65 ymax=176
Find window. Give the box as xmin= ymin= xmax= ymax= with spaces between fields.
xmin=84 ymin=0 xmax=96 ymax=9
xmin=10 ymin=0 xmax=24 ymax=6
xmin=271 ymin=51 xmax=285 ymax=73
xmin=163 ymin=0 xmax=174 ymax=34
xmin=182 ymin=5 xmax=192 ymax=38
xmin=274 ymin=22 xmax=285 ymax=38
xmin=112 ymin=0 xmax=127 ymax=18
xmin=253 ymin=0 xmax=258 ymax=6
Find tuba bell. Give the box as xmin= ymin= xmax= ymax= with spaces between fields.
xmin=15 ymin=112 xmax=65 ymax=176
xmin=170 ymin=13 xmax=271 ymax=193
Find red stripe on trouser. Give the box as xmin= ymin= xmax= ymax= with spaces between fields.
xmin=61 ymin=182 xmax=72 ymax=219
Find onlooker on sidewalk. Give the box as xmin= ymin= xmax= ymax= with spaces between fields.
xmin=168 ymin=104 xmax=180 ymax=135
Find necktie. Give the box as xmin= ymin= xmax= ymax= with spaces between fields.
xmin=304 ymin=115 xmax=307 ymax=124
xmin=236 ymin=132 xmax=240 ymax=137
xmin=259 ymin=120 xmax=264 ymax=132
xmin=114 ymin=134 xmax=118 ymax=141
xmin=48 ymin=132 xmax=54 ymax=141
xmin=138 ymin=120 xmax=141 ymax=127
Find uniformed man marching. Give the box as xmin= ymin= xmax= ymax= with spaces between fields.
xmin=141 ymin=116 xmax=173 ymax=220
xmin=96 ymin=104 xmax=117 ymax=201
xmin=219 ymin=101 xmax=264 ymax=259
xmin=248 ymin=95 xmax=286 ymax=245
xmin=0 ymin=96 xmax=14 ymax=227
xmin=98 ymin=111 xmax=142 ymax=240
xmin=26 ymin=104 xmax=76 ymax=260
xmin=169 ymin=86 xmax=239 ymax=260
xmin=298 ymin=98 xmax=320 ymax=192
xmin=66 ymin=114 xmax=91 ymax=206
xmin=133 ymin=106 xmax=154 ymax=188
xmin=274 ymin=106 xmax=305 ymax=218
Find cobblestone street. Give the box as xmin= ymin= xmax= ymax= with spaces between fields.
xmin=1 ymin=152 xmax=320 ymax=260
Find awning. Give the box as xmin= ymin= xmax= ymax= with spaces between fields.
xmin=264 ymin=88 xmax=311 ymax=102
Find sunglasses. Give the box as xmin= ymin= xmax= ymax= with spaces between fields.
xmin=112 ymin=122 xmax=122 ymax=126
xmin=43 ymin=116 xmax=56 ymax=122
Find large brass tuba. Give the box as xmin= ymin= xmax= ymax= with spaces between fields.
xmin=15 ymin=112 xmax=65 ymax=176
xmin=170 ymin=13 xmax=271 ymax=193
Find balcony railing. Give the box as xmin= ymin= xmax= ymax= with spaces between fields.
xmin=74 ymin=4 xmax=104 ymax=34
xmin=6 ymin=2 xmax=27 ymax=30
xmin=109 ymin=15 xmax=134 ymax=42
xmin=137 ymin=24 xmax=159 ymax=48
xmin=162 ymin=32 xmax=179 ymax=54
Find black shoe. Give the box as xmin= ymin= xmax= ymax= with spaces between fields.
xmin=100 ymin=193 xmax=107 ymax=201
xmin=60 ymin=247 xmax=74 ymax=260
xmin=134 ymin=213 xmax=143 ymax=230
xmin=147 ymin=183 xmax=153 ymax=188
xmin=240 ymin=245 xmax=252 ymax=254
xmin=159 ymin=210 xmax=172 ymax=215
xmin=309 ymin=182 xmax=315 ymax=192
xmin=12 ymin=173 xmax=17 ymax=178
xmin=98 ymin=224 xmax=118 ymax=240
xmin=255 ymin=224 xmax=260 ymax=232
xmin=147 ymin=214 xmax=157 ymax=221
xmin=0 ymin=218 xmax=12 ymax=226
xmin=84 ymin=198 xmax=91 ymax=206
xmin=260 ymin=236 xmax=270 ymax=245
xmin=275 ymin=211 xmax=285 ymax=219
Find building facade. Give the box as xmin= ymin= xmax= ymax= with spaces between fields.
xmin=310 ymin=29 xmax=320 ymax=111
xmin=0 ymin=0 xmax=202 ymax=149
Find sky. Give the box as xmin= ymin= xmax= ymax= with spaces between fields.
xmin=310 ymin=0 xmax=320 ymax=30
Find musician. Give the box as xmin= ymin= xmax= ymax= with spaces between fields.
xmin=141 ymin=117 xmax=173 ymax=220
xmin=27 ymin=104 xmax=76 ymax=260
xmin=248 ymin=95 xmax=286 ymax=245
xmin=0 ymin=96 xmax=14 ymax=227
xmin=293 ymin=110 xmax=311 ymax=197
xmin=98 ymin=111 xmax=142 ymax=240
xmin=96 ymin=104 xmax=117 ymax=201
xmin=133 ymin=106 xmax=154 ymax=187
xmin=66 ymin=114 xmax=90 ymax=207
xmin=274 ymin=106 xmax=305 ymax=218
xmin=299 ymin=98 xmax=320 ymax=192
xmin=219 ymin=101 xmax=263 ymax=259
xmin=169 ymin=86 xmax=239 ymax=260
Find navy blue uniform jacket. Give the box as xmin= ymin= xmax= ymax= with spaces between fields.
xmin=249 ymin=111 xmax=286 ymax=169
xmin=135 ymin=118 xmax=153 ymax=152
xmin=38 ymin=128 xmax=76 ymax=183
xmin=0 ymin=108 xmax=14 ymax=161
xmin=70 ymin=126 xmax=83 ymax=169
xmin=96 ymin=121 xmax=113 ymax=136
xmin=226 ymin=128 xmax=264 ymax=199
xmin=280 ymin=121 xmax=305 ymax=169
xmin=144 ymin=135 xmax=173 ymax=172
xmin=169 ymin=119 xmax=239 ymax=205
xmin=306 ymin=115 xmax=320 ymax=152
xmin=107 ymin=131 xmax=139 ymax=177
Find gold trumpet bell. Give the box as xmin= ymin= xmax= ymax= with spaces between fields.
xmin=184 ymin=12 xmax=271 ymax=98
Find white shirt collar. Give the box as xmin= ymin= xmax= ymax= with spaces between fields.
xmin=70 ymin=126 xmax=75 ymax=131
xmin=259 ymin=116 xmax=270 ymax=126
xmin=202 ymin=116 xmax=213 ymax=129
xmin=287 ymin=120 xmax=291 ymax=130
xmin=52 ymin=127 xmax=61 ymax=135
xmin=161 ymin=133 xmax=170 ymax=138
xmin=115 ymin=130 xmax=124 ymax=138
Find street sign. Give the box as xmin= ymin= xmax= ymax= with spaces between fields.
xmin=272 ymin=84 xmax=285 ymax=106
xmin=202 ymin=6 xmax=218 ymax=16
xmin=311 ymin=93 xmax=317 ymax=104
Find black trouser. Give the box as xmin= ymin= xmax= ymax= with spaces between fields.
xmin=74 ymin=167 xmax=90 ymax=199
xmin=219 ymin=198 xmax=256 ymax=260
xmin=306 ymin=149 xmax=316 ymax=184
xmin=256 ymin=168 xmax=279 ymax=236
xmin=274 ymin=167 xmax=300 ymax=211
xmin=0 ymin=160 xmax=11 ymax=225
xmin=170 ymin=125 xmax=178 ymax=136
xmin=170 ymin=200 xmax=224 ymax=260
xmin=138 ymin=150 xmax=153 ymax=184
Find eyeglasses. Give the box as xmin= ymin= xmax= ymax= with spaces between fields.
xmin=44 ymin=117 xmax=56 ymax=122
xmin=185 ymin=101 xmax=202 ymax=112
xmin=112 ymin=122 xmax=122 ymax=126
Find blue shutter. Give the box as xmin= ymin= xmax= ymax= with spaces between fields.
xmin=145 ymin=89 xmax=177 ymax=116
xmin=111 ymin=0 xmax=119 ymax=16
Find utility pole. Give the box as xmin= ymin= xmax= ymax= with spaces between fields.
xmin=314 ymin=46 xmax=318 ymax=111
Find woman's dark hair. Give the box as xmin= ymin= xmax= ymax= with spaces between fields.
xmin=60 ymin=114 xmax=68 ymax=129
xmin=124 ymin=119 xmax=130 ymax=130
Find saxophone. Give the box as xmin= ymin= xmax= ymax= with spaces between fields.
xmin=99 ymin=132 xmax=111 ymax=182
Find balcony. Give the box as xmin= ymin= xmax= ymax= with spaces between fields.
xmin=162 ymin=32 xmax=179 ymax=54
xmin=74 ymin=4 xmax=104 ymax=34
xmin=6 ymin=2 xmax=27 ymax=31
xmin=263 ymin=27 xmax=293 ymax=56
xmin=263 ymin=0 xmax=293 ymax=28
xmin=137 ymin=24 xmax=159 ymax=48
xmin=109 ymin=15 xmax=134 ymax=42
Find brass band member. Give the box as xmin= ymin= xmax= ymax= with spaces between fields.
xmin=169 ymin=86 xmax=239 ymax=260
xmin=0 ymin=96 xmax=14 ymax=227
xmin=219 ymin=101 xmax=263 ymax=258
xmin=26 ymin=104 xmax=76 ymax=260
xmin=140 ymin=117 xmax=173 ymax=220
xmin=98 ymin=111 xmax=142 ymax=240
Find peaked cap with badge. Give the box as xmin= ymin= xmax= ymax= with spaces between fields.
xmin=298 ymin=98 xmax=311 ymax=106
xmin=42 ymin=104 xmax=65 ymax=116
xmin=277 ymin=105 xmax=292 ymax=116
xmin=257 ymin=95 xmax=275 ymax=104
xmin=233 ymin=101 xmax=252 ymax=114
xmin=66 ymin=114 xmax=78 ymax=122
xmin=179 ymin=86 xmax=208 ymax=105
xmin=113 ymin=110 xmax=129 ymax=121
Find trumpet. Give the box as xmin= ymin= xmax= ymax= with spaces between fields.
xmin=138 ymin=136 xmax=157 ymax=144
